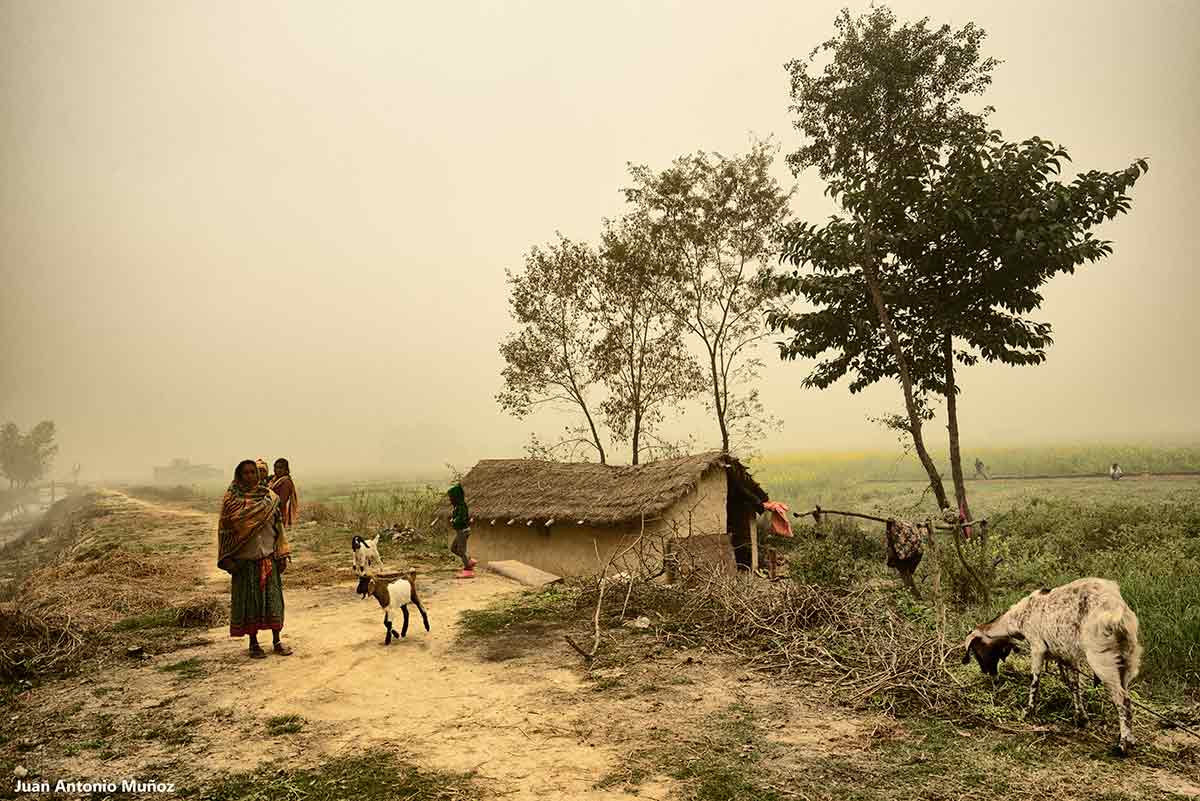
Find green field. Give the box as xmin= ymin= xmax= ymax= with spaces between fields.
xmin=749 ymin=447 xmax=1200 ymax=699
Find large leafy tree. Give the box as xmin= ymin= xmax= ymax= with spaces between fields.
xmin=771 ymin=6 xmax=1148 ymax=517
xmin=901 ymin=136 xmax=1147 ymax=518
xmin=595 ymin=214 xmax=704 ymax=464
xmin=772 ymin=137 xmax=1147 ymax=519
xmin=623 ymin=141 xmax=792 ymax=453
xmin=497 ymin=236 xmax=610 ymax=464
xmin=776 ymin=6 xmax=1002 ymax=511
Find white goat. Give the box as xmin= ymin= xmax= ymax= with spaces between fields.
xmin=962 ymin=577 xmax=1142 ymax=754
xmin=351 ymin=534 xmax=383 ymax=577
xmin=356 ymin=569 xmax=430 ymax=645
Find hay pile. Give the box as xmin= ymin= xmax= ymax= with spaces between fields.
xmin=0 ymin=603 xmax=87 ymax=681
xmin=19 ymin=551 xmax=194 ymax=626
xmin=0 ymin=550 xmax=225 ymax=681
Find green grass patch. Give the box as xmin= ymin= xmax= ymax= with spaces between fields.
xmin=180 ymin=752 xmax=478 ymax=801
xmin=266 ymin=714 xmax=305 ymax=736
xmin=112 ymin=608 xmax=178 ymax=631
xmin=142 ymin=724 xmax=194 ymax=746
xmin=457 ymin=585 xmax=580 ymax=637
xmin=598 ymin=703 xmax=783 ymax=801
xmin=157 ymin=658 xmax=205 ymax=681
xmin=758 ymin=455 xmax=1200 ymax=699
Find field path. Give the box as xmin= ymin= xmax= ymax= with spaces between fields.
xmin=21 ymin=492 xmax=839 ymax=800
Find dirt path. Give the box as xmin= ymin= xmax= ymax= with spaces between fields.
xmin=15 ymin=493 xmax=866 ymax=799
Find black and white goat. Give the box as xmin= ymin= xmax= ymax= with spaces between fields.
xmin=356 ymin=569 xmax=430 ymax=645
xmin=962 ymin=577 xmax=1143 ymax=754
xmin=351 ymin=534 xmax=383 ymax=577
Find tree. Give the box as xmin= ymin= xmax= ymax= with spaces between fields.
xmin=595 ymin=214 xmax=704 ymax=464
xmin=498 ymin=236 xmax=610 ymax=463
xmin=0 ymin=423 xmax=19 ymax=489
xmin=771 ymin=4 xmax=1148 ymax=521
xmin=777 ymin=6 xmax=1000 ymax=511
xmin=0 ymin=420 xmax=58 ymax=488
xmin=623 ymin=141 xmax=793 ymax=454
xmin=897 ymin=135 xmax=1147 ymax=519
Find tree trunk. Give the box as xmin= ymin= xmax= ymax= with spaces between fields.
xmin=631 ymin=410 xmax=641 ymax=466
xmin=943 ymin=332 xmax=970 ymax=522
xmin=707 ymin=350 xmax=730 ymax=453
xmin=861 ymin=264 xmax=950 ymax=511
xmin=581 ymin=404 xmax=607 ymax=465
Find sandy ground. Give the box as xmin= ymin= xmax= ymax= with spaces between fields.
xmin=4 ymin=493 xmax=868 ymax=800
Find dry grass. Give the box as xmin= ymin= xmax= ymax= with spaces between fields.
xmin=0 ymin=603 xmax=88 ymax=681
xmin=20 ymin=550 xmax=194 ymax=628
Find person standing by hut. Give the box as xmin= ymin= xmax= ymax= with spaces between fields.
xmin=217 ymin=459 xmax=293 ymax=658
xmin=269 ymin=458 xmax=299 ymax=528
xmin=448 ymin=482 xmax=476 ymax=578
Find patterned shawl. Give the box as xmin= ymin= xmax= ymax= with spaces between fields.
xmin=269 ymin=474 xmax=299 ymax=527
xmin=217 ymin=478 xmax=290 ymax=572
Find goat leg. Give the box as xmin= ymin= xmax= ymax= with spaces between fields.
xmin=400 ymin=606 xmax=410 ymax=638
xmin=1023 ymin=648 xmax=1046 ymax=720
xmin=414 ymin=599 xmax=431 ymax=631
xmin=1059 ymin=662 xmax=1087 ymax=727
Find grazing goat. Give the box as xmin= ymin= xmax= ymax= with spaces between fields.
xmin=351 ymin=534 xmax=383 ymax=577
xmin=962 ymin=577 xmax=1142 ymax=754
xmin=356 ymin=569 xmax=430 ymax=645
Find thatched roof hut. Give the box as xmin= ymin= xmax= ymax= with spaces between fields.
xmin=445 ymin=451 xmax=767 ymax=578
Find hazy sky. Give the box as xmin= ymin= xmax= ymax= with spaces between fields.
xmin=2 ymin=0 xmax=1198 ymax=480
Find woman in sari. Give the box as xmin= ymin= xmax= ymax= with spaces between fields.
xmin=217 ymin=459 xmax=293 ymax=658
xmin=269 ymin=458 xmax=299 ymax=528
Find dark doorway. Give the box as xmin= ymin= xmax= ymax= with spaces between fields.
xmin=726 ymin=467 xmax=766 ymax=571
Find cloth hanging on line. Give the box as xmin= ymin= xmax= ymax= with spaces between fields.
xmin=761 ymin=501 xmax=793 ymax=538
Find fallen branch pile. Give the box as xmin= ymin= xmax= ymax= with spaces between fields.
xmin=577 ymin=571 xmax=962 ymax=715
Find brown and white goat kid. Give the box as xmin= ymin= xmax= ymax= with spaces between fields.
xmin=356 ymin=569 xmax=431 ymax=645
xmin=962 ymin=577 xmax=1142 ymax=753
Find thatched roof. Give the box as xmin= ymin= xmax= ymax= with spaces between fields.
xmin=450 ymin=451 xmax=766 ymax=527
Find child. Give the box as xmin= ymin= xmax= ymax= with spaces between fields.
xmin=448 ymin=483 xmax=476 ymax=578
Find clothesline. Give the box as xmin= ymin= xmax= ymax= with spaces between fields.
xmin=790 ymin=505 xmax=988 ymax=531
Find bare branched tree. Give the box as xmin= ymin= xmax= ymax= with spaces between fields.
xmin=498 ymin=235 xmax=610 ymax=464
xmin=622 ymin=140 xmax=792 ymax=454
xmin=595 ymin=214 xmax=704 ymax=464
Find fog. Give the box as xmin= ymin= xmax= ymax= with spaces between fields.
xmin=2 ymin=0 xmax=1197 ymax=481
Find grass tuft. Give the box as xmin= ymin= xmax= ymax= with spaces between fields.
xmin=181 ymin=752 xmax=478 ymax=801
xmin=266 ymin=714 xmax=305 ymax=736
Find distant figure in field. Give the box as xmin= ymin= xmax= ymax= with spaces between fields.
xmin=974 ymin=458 xmax=989 ymax=480
xmin=217 ymin=459 xmax=293 ymax=658
xmin=269 ymin=458 xmax=299 ymax=528
xmin=1110 ymin=463 xmax=1123 ymax=481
